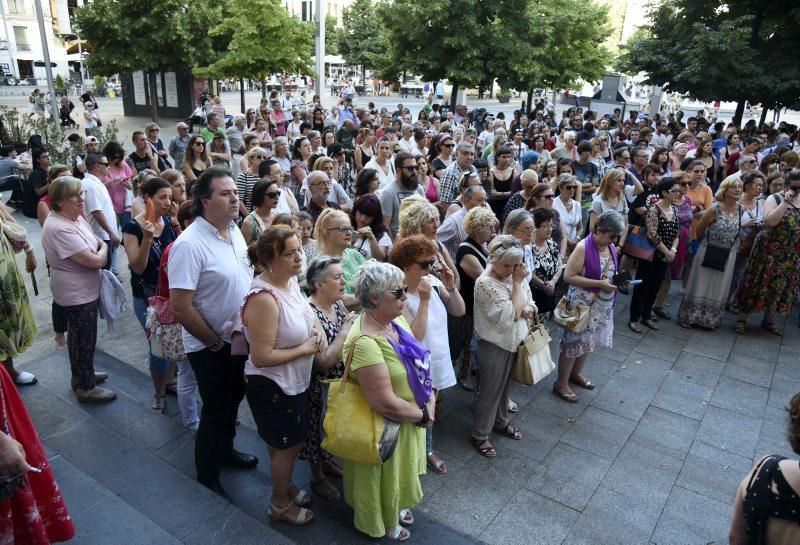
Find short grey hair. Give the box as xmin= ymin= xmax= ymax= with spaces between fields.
xmin=488 ymin=235 xmax=524 ymax=264
xmin=557 ymin=173 xmax=578 ymax=186
xmin=307 ymin=130 xmax=321 ymax=140
xmin=456 ymin=141 xmax=475 ymax=155
xmin=354 ymin=260 xmax=405 ymax=309
xmin=306 ymin=256 xmax=342 ymax=295
xmin=233 ymin=114 xmax=246 ymax=126
xmin=594 ymin=210 xmax=625 ymax=235
xmin=737 ymin=153 xmax=755 ymax=168
xmin=503 ymin=209 xmax=532 ymax=235
xmin=463 ymin=185 xmax=485 ymax=201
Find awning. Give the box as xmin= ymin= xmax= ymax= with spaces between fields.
xmin=64 ymin=39 xmax=91 ymax=55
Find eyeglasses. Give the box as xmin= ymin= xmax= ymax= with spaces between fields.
xmin=536 ymin=224 xmax=553 ymax=231
xmin=253 ymin=155 xmax=266 ymax=160
xmin=402 ymin=165 xmax=417 ymax=172
xmin=679 ymin=182 xmax=692 ymax=187
xmin=744 ymin=160 xmax=757 ymax=164
xmin=667 ymin=189 xmax=682 ymax=194
xmin=327 ymin=226 xmax=353 ymax=233
xmin=541 ymin=194 xmax=555 ymax=200
xmin=149 ymin=129 xmax=160 ymax=132
xmin=515 ymin=227 xmax=535 ymax=234
xmin=417 ymin=259 xmax=436 ymax=269
xmin=265 ymin=191 xmax=281 ymax=199
xmin=563 ymin=185 xmax=577 ymax=190
xmin=386 ymin=286 xmax=408 ymax=299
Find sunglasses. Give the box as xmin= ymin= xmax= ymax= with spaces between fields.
xmin=327 ymin=226 xmax=354 ymax=233
xmin=541 ymin=194 xmax=555 ymax=200
xmin=442 ymin=143 xmax=455 ymax=148
xmin=194 ymin=141 xmax=205 ymax=146
xmin=679 ymin=182 xmax=692 ymax=187
xmin=254 ymin=155 xmax=266 ymax=160
xmin=265 ymin=191 xmax=281 ymax=199
xmin=99 ymin=161 xmax=109 ymax=166
xmin=417 ymin=259 xmax=436 ymax=269
xmin=402 ymin=165 xmax=417 ymax=172
xmin=386 ymin=286 xmax=409 ymax=299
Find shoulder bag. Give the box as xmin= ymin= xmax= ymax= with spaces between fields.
xmin=322 ymin=334 xmax=400 ymax=465
xmin=701 ymin=205 xmax=741 ymax=271
xmin=512 ymin=309 xmax=554 ymax=385
xmin=552 ymin=256 xmax=610 ymax=333
xmin=146 ymin=261 xmax=185 ymax=361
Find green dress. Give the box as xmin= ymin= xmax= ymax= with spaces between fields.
xmin=342 ymin=315 xmax=425 ymax=538
xmin=341 ymin=248 xmax=365 ymax=295
xmin=0 ymin=222 xmax=36 ymax=360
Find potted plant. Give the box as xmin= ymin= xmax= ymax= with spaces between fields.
xmin=497 ymin=86 xmax=511 ymax=103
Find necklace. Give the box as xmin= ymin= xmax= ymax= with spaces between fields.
xmin=366 ymin=311 xmax=395 ymax=338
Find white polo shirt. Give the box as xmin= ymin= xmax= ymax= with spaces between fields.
xmin=168 ymin=216 xmax=253 ymax=353
xmin=81 ymin=173 xmax=118 ymax=240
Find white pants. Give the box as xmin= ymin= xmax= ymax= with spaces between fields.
xmin=176 ymin=359 xmax=199 ymax=429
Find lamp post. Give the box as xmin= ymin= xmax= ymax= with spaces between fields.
xmin=315 ymin=0 xmax=324 ymax=98
xmin=32 ymin=0 xmax=58 ymax=120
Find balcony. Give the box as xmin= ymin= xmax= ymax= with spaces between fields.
xmin=6 ymin=1 xmax=32 ymax=16
xmin=16 ymin=43 xmax=31 ymax=52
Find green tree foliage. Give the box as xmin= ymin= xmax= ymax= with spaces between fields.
xmin=617 ymin=0 xmax=800 ymax=124
xmin=325 ymin=15 xmax=339 ymax=56
xmin=338 ymin=0 xmax=387 ymax=84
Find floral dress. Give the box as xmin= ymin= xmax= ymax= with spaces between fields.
xmin=0 ymin=221 xmax=35 ymax=361
xmin=529 ymin=238 xmax=560 ymax=314
xmin=299 ymin=301 xmax=347 ymax=463
xmin=559 ymin=255 xmax=616 ymax=358
xmin=735 ymin=196 xmax=800 ymax=315
xmin=670 ymin=196 xmax=694 ymax=279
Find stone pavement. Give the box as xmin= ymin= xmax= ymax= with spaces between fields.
xmin=5 ymin=198 xmax=799 ymax=544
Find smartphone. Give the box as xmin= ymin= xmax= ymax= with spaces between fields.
xmin=612 ymin=270 xmax=632 ymax=286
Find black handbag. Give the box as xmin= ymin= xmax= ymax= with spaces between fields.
xmin=701 ymin=205 xmax=740 ymax=271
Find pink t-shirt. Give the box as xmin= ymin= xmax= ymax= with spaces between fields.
xmin=41 ymin=214 xmax=103 ymax=306
xmin=103 ymin=162 xmax=133 ymax=214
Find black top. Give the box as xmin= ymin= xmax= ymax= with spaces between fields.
xmin=629 ymin=186 xmax=658 ymax=225
xmin=128 ymin=151 xmax=152 ymax=174
xmin=742 ymin=455 xmax=800 ymax=545
xmin=490 ymin=169 xmax=514 ymax=221
xmin=455 ymin=236 xmax=488 ymax=315
xmin=122 ymin=216 xmax=177 ymax=298
xmin=21 ymin=167 xmax=46 ymax=218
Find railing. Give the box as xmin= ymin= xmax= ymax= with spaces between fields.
xmin=6 ymin=0 xmax=31 ymax=16
xmin=16 ymin=42 xmax=31 ymax=52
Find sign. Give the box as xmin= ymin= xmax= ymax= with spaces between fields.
xmin=132 ymin=70 xmax=146 ymax=105
xmin=164 ymin=72 xmax=178 ymax=108
xmin=156 ymin=73 xmax=163 ymax=106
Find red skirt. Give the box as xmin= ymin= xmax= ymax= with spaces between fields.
xmin=0 ymin=366 xmax=75 ymax=543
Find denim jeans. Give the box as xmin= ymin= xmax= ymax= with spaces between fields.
xmin=132 ymin=296 xmax=170 ymax=374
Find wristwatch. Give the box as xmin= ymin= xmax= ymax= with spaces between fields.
xmin=416 ymin=405 xmax=430 ymax=427
xmin=209 ymin=338 xmax=224 ymax=352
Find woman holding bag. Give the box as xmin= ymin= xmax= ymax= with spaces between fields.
xmin=553 ymin=210 xmax=624 ymax=403
xmin=341 ymin=261 xmax=434 ymax=542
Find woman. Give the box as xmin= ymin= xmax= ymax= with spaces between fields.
xmin=652 ymin=147 xmax=670 ymax=173
xmin=683 ymin=160 xmax=715 ymax=284
xmin=354 ymin=168 xmax=380 ymax=198
xmin=728 ymin=391 xmax=800 ymax=545
xmin=41 ymin=177 xmax=114 ymax=402
xmin=320 ymin=129 xmax=336 ymax=154
xmin=351 ymin=194 xmax=392 ymax=260
xmin=122 ymin=178 xmax=177 ymax=411
xmin=241 ymin=180 xmax=281 ymax=246
xmin=764 ymin=172 xmax=785 ymax=198
xmin=313 ymin=209 xmax=365 ymax=308
xmin=531 ymin=135 xmax=553 ymax=170
xmin=734 ymin=169 xmax=800 ymax=336
xmin=208 ymin=133 xmax=231 ymax=169
xmin=286 ymin=111 xmax=302 ymax=144
xmin=236 ymin=147 xmax=267 ymax=215
xmin=129 ymin=169 xmax=159 ymax=218
xmin=588 ymin=170 xmax=629 ymax=251
xmin=299 ymin=257 xmax=356 ymax=503
xmin=250 ymin=117 xmax=273 ymax=150
xmin=237 ymin=135 xmax=260 ymax=174
xmin=210 ymin=95 xmax=226 ymax=119
xmin=182 ymin=135 xmax=212 ymax=183
xmin=145 ymin=123 xmax=171 ymax=171
xmin=290 ymin=136 xmax=312 ymax=198
xmin=553 ymin=210 xmax=623 ymax=403
xmin=270 ymin=102 xmax=287 ymax=138
xmin=342 ymin=260 xmax=433 ymax=541
xmin=311 ymin=109 xmax=326 ymax=133
xmin=688 ymin=138 xmax=716 ymax=183
xmin=430 ymin=134 xmax=455 ymax=179
xmin=355 ymin=128 xmax=375 ymax=171
xmin=243 ymin=226 xmax=318 ymax=526
xmin=590 ymin=133 xmax=611 ymax=169
xmin=272 ymin=136 xmax=292 ymax=174
xmin=727 ymin=171 xmax=764 ymax=313
xmin=541 ymin=160 xmax=558 ymax=186
xmin=444 ymin=170 xmax=482 ymax=218
xmin=488 ymin=145 xmax=515 ymax=221
xmin=245 ymin=108 xmax=257 ymax=130
xmin=416 ymin=156 xmax=440 ymax=206
xmin=103 ymin=141 xmax=134 ymax=230
xmin=392 ymin=235 xmax=464 ymax=474
xmin=677 ymin=177 xmax=743 ymax=330
xmin=82 ymin=101 xmax=100 ymax=136
xmin=364 ymin=137 xmax=395 ymax=190
xmin=719 ymin=132 xmax=742 ymax=176
xmin=628 ymin=178 xmax=681 ymax=333
xmin=502 ymin=169 xmax=538 ymax=224
xmin=759 ymin=153 xmax=781 ymax=178
xmin=454 ymin=206 xmax=496 ymax=390
xmin=670 ymin=142 xmax=689 ymax=173
xmin=398 ymin=196 xmax=458 ymax=283
xmin=258 ymin=158 xmax=299 ymax=216
xmin=471 ymin=235 xmax=535 ymax=458
xmin=526 ymin=182 xmax=568 ymax=259
xmin=552 ymin=173 xmax=582 ymax=253
xmin=513 ymin=208 xmax=561 ymax=314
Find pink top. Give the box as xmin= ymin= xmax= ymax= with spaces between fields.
xmin=103 ymin=162 xmax=133 ymax=214
xmin=243 ymin=276 xmax=315 ymax=395
xmin=41 ymin=214 xmax=103 ymax=307
xmin=425 ymin=176 xmax=438 ymax=203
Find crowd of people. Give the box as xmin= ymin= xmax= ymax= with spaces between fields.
xmin=1 ymin=91 xmax=800 ymax=543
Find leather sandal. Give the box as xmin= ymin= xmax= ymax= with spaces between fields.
xmin=322 ymin=459 xmax=343 ymax=478
xmin=386 ymin=526 xmax=411 ymax=542
xmin=311 ymin=478 xmax=340 ymax=503
xmin=552 ymin=384 xmax=579 ymax=403
xmin=493 ymin=425 xmax=522 ymax=440
xmin=472 ymin=439 xmax=497 ymax=458
xmin=761 ymin=321 xmax=783 ymax=336
xmin=268 ymin=500 xmax=313 ymax=525
xmin=151 ymin=394 xmax=166 ymax=412
xmin=399 ymin=509 xmax=414 ymax=526
xmin=569 ymin=374 xmax=596 ymax=390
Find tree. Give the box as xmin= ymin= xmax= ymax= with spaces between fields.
xmin=195 ymin=0 xmax=314 ymax=113
xmin=617 ymin=0 xmax=800 ymax=125
xmin=325 ymin=15 xmax=339 ymax=56
xmin=76 ymin=0 xmax=217 ymax=121
xmin=338 ymin=0 xmax=387 ymax=87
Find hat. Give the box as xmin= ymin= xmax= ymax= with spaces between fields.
xmin=84 ymin=136 xmax=98 ymax=144
xmin=521 ymin=151 xmax=540 ymax=170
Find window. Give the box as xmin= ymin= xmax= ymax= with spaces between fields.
xmin=7 ymin=0 xmax=27 ymax=16
xmin=13 ymin=27 xmax=30 ymax=52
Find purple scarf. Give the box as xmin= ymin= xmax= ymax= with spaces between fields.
xmin=583 ymin=232 xmax=618 ymax=293
xmin=386 ymin=323 xmax=433 ymax=408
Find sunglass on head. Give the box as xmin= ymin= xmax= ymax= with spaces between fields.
xmin=386 ymin=286 xmax=408 ymax=299
xmin=265 ymin=191 xmax=281 ymax=199
xmin=417 ymin=259 xmax=436 ymax=269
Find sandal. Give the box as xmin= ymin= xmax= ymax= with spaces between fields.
xmin=151 ymin=394 xmax=166 ymax=412
xmin=641 ymin=319 xmax=660 ymax=330
xmin=426 ymin=452 xmax=447 ymax=474
xmin=472 ymin=439 xmax=497 ymax=458
xmin=734 ymin=320 xmax=747 ymax=334
xmin=493 ymin=425 xmax=522 ymax=440
xmin=386 ymin=526 xmax=411 ymax=542
xmin=399 ymin=509 xmax=414 ymax=526
xmin=310 ymin=478 xmax=340 ymax=503
xmin=628 ymin=322 xmax=643 ymax=334
xmin=761 ymin=321 xmax=783 ymax=336
xmin=507 ymin=399 xmax=518 ymax=413
xmin=268 ymin=500 xmax=313 ymax=525
xmin=322 ymin=459 xmax=343 ymax=478
xmin=569 ymin=374 xmax=596 ymax=390
xmin=289 ymin=486 xmax=311 ymax=507
xmin=552 ymin=384 xmax=579 ymax=403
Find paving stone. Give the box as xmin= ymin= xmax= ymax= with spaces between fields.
xmin=683 ymin=331 xmax=735 ymax=362
xmin=590 ymin=374 xmax=660 ymax=422
xmin=530 ymin=382 xmax=595 ymax=421
xmin=696 ymin=405 xmax=761 ymax=459
xmin=594 ymin=334 xmax=640 ymax=363
xmin=479 ymin=488 xmax=579 ymax=545
xmin=676 ymin=441 xmax=753 ymax=505
xmin=722 ymin=351 xmax=776 ymax=388
xmin=732 ymin=332 xmax=781 ymax=363
xmin=561 ymin=407 xmax=636 ymax=461
xmin=709 ymin=376 xmax=768 ymax=419
xmin=650 ymin=374 xmax=714 ymax=421
xmin=650 ymin=486 xmax=732 ymax=545
xmin=633 ymin=332 xmax=684 ymax=363
xmin=564 ymin=486 xmax=662 ymax=545
xmin=775 ymin=345 xmax=800 ymax=382
xmin=492 ymin=406 xmax=571 ymax=463
xmin=600 ymin=442 xmax=683 ymax=510
xmin=767 ymin=375 xmax=800 ymax=409
xmin=670 ymin=351 xmax=725 ymax=388
xmin=19 ymin=383 xmax=88 ymax=441
xmin=629 ymin=406 xmax=699 ymax=461
xmin=71 ymin=494 xmax=183 ymax=545
xmin=527 ymin=443 xmax=612 ymax=511
xmin=754 ymin=404 xmax=796 ymax=460
xmin=47 ymin=454 xmax=108 ymax=519
xmin=181 ymin=506 xmax=294 ymax=545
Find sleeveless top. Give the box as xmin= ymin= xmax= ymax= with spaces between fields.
xmin=243 ymin=276 xmax=315 ymax=395
xmin=455 ymin=236 xmax=488 ymax=315
xmin=122 ymin=216 xmax=177 ymax=298
xmin=358 ymin=145 xmax=373 ymax=165
xmin=424 ymin=176 xmax=438 ymax=203
xmin=742 ymin=455 xmax=800 ymax=545
xmin=243 ymin=210 xmax=272 ymax=243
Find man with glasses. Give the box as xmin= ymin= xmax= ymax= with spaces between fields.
xmin=439 ymin=142 xmax=477 ymax=205
xmin=722 ymin=153 xmax=758 ymax=184
xmin=169 ymin=123 xmax=191 ymax=169
xmin=82 ymin=153 xmax=120 ymax=269
xmin=302 ymin=171 xmax=340 ymax=225
xmin=380 ymin=152 xmax=425 ymax=238
xmin=126 ymin=131 xmax=160 ymax=175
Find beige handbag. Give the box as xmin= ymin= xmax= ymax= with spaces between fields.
xmin=511 ymin=310 xmax=554 ymax=385
xmin=552 ymin=296 xmax=591 ymax=333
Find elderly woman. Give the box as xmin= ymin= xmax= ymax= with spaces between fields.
xmin=42 ymin=177 xmax=114 ymax=402
xmin=454 ymin=206 xmax=497 ymax=390
xmin=122 ymin=177 xmax=178 ymax=412
xmin=510 ymin=208 xmax=561 ymax=314
xmin=299 ymin=257 xmax=356 ymax=503
xmin=313 ymin=209 xmax=365 ymax=309
xmin=391 ymin=235 xmax=465 ymax=475
xmin=502 ymin=169 xmax=538 ymax=224
xmin=525 ymin=182 xmax=568 ymax=259
xmin=343 ymin=261 xmax=434 ymax=541
xmin=240 ymin=179 xmax=281 ymax=246
xmin=727 ymin=171 xmax=764 ymax=311
xmin=351 ymin=194 xmax=392 ymax=260
xmin=236 ymin=147 xmax=268 ymax=215
xmin=728 ymin=391 xmax=800 ymax=545
xmin=472 ymin=236 xmax=536 ymax=458
xmin=733 ymin=169 xmax=800 ymax=336
xmin=628 ymin=178 xmax=681 ymax=333
xmin=677 ymin=176 xmax=743 ymax=330
xmin=553 ymin=210 xmax=624 ymax=403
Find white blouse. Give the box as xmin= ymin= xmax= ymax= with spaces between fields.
xmin=553 ymin=197 xmax=582 ymax=241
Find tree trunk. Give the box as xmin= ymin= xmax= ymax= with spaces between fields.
xmin=148 ymin=71 xmax=159 ymax=122
xmin=262 ymin=80 xmax=267 ymax=99
xmin=449 ymin=84 xmax=459 ymax=111
xmin=758 ymin=105 xmax=768 ymax=128
xmin=239 ymin=78 xmax=246 ymax=114
xmin=526 ymin=87 xmax=534 ymax=113
xmin=733 ymin=100 xmax=746 ymax=127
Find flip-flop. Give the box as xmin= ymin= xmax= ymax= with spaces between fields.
xmin=426 ymin=452 xmax=447 ymax=474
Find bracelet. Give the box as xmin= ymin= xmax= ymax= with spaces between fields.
xmin=446 ymin=286 xmax=455 ymax=293
xmin=23 ymin=246 xmax=34 ymax=254
xmin=416 ymin=405 xmax=429 ymax=427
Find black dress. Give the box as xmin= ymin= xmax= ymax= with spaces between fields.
xmin=453 ymin=237 xmax=488 ymax=374
xmin=490 ymin=169 xmax=514 ymax=222
xmin=742 ymin=455 xmax=800 ymax=545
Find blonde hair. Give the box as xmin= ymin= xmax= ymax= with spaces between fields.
xmin=520 ymin=170 xmax=539 ymax=184
xmin=596 ymin=169 xmax=625 ymax=201
xmin=49 ymin=176 xmax=82 ymax=212
xmin=313 ymin=208 xmax=351 ymax=255
xmin=715 ymin=177 xmax=742 ymax=202
xmin=312 ymin=156 xmax=334 ymax=170
xmin=398 ymin=195 xmax=438 ymax=238
xmin=464 ymin=206 xmax=497 ymax=234
xmin=245 ymin=147 xmax=268 ymax=161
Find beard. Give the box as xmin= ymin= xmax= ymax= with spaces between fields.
xmin=403 ymin=174 xmax=419 ymax=190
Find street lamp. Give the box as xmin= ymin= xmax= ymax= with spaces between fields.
xmin=32 ymin=0 xmax=58 ymax=120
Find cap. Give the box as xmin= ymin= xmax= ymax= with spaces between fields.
xmin=84 ymin=136 xmax=98 ymax=144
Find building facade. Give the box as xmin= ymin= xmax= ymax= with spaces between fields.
xmin=283 ymin=0 xmax=353 ymax=23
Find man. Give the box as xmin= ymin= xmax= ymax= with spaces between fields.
xmin=338 ymin=98 xmax=357 ymax=128
xmin=302 ymin=171 xmax=340 ymax=225
xmin=439 ymin=142 xmax=477 ymax=205
xmin=722 ymin=153 xmax=757 ymax=183
xmin=629 ymin=147 xmax=649 ymax=182
xmin=126 ymin=131 xmax=159 ymax=175
xmin=392 ymin=103 xmax=404 ymax=117
xmin=280 ymin=90 xmax=293 ymax=110
xmin=380 ymin=152 xmax=425 ymax=238
xmin=21 ymin=148 xmax=51 ymax=218
xmin=397 ymin=124 xmax=416 ymax=155
xmin=481 ymin=126 xmax=508 ymax=160
xmin=200 ymin=113 xmax=227 ymax=144
xmin=651 ymin=120 xmax=670 ymax=149
xmin=0 ymin=145 xmax=31 ymax=208
xmin=572 ymin=141 xmax=600 ymax=197
xmin=170 ymin=168 xmax=258 ymax=500
xmin=82 ymin=153 xmax=120 ymax=270
xmin=75 ymin=135 xmax=100 ymax=176
xmin=169 ymin=122 xmax=192 ymax=169
xmin=435 ymin=81 xmax=445 ymax=103
xmin=437 ymin=184 xmax=487 ymax=258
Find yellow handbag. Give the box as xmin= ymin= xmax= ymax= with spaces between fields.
xmin=321 ymin=334 xmax=400 ymax=465
xmin=512 ymin=311 xmax=555 ymax=386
